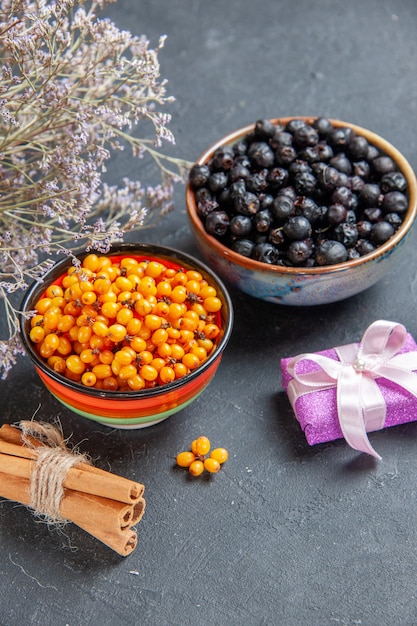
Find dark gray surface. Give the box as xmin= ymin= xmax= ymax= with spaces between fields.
xmin=2 ymin=1 xmax=417 ymax=625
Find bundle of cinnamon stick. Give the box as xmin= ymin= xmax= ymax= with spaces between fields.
xmin=0 ymin=421 xmax=146 ymax=557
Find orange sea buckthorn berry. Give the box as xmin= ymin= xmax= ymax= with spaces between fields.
xmin=89 ymin=333 xmax=104 ymax=350
xmin=111 ymin=358 xmax=122 ymax=376
xmin=129 ymin=336 xmax=147 ymax=353
xmin=189 ymin=460 xmax=205 ymax=477
xmin=197 ymin=337 xmax=214 ymax=353
xmin=203 ymin=323 xmax=220 ymax=339
xmin=191 ymin=346 xmax=207 ymax=363
xmin=140 ymin=276 xmax=157 ymax=297
xmin=51 ymin=296 xmax=66 ymax=310
xmin=82 ymin=253 xmax=99 ymax=273
xmin=43 ymin=309 xmax=60 ymax=331
xmin=176 ymin=451 xmax=196 ymax=468
xmin=159 ymin=365 xmax=175 ymax=384
xmin=114 ymin=348 xmax=134 ymax=366
xmin=156 ymin=281 xmax=172 ymax=298
xmin=69 ymin=284 xmax=83 ymax=302
xmin=168 ymin=302 xmax=184 ymax=321
xmin=29 ymin=326 xmax=45 ymax=344
xmin=79 ymin=348 xmax=96 ymax=364
xmin=72 ymin=340 xmax=86 ymax=355
xmin=31 ymin=314 xmax=44 ymax=328
xmin=77 ymin=325 xmax=92 ymax=344
xmin=134 ymin=298 xmax=153 ymax=317
xmin=155 ymin=301 xmax=170 ymax=317
xmin=92 ymin=320 xmax=109 ymax=338
xmin=99 ymin=349 xmax=114 ymax=365
xmin=64 ymin=368 xmax=81 ymax=382
xmin=199 ymin=284 xmax=217 ymax=299
xmin=116 ymin=307 xmax=134 ymax=326
xmin=137 ymin=350 xmax=153 ymax=365
xmin=167 ymin=327 xmax=181 ymax=341
xmin=151 ymin=328 xmax=168 ymax=346
xmin=99 ymin=290 xmax=118 ymax=304
xmin=81 ymin=291 xmax=97 ymax=306
xmin=119 ymin=256 xmax=137 ymax=271
xmin=144 ymin=314 xmax=162 ymax=330
xmin=157 ymin=342 xmax=171 ymax=358
xmin=194 ymin=436 xmax=211 ymax=456
xmin=57 ymin=336 xmax=72 ymax=356
xmin=101 ymin=301 xmax=120 ymax=319
xmin=127 ymin=374 xmax=146 ymax=391
xmin=210 ymin=448 xmax=229 ymax=464
xmin=126 ymin=317 xmax=142 ymax=336
xmin=81 ymin=371 xmax=97 ymax=387
xmin=118 ymin=364 xmax=138 ymax=380
xmin=93 ymin=276 xmax=112 ymax=295
xmin=145 ymin=260 xmax=165 ymax=279
xmin=101 ymin=376 xmax=118 ymax=391
xmin=61 ymin=274 xmax=78 ymax=289
xmin=173 ymin=362 xmax=188 ymax=378
xmin=186 ymin=270 xmax=203 ymax=282
xmin=95 ymin=256 xmax=112 ymax=272
xmin=172 ymin=271 xmax=187 ymax=286
xmin=135 ymin=327 xmax=151 ymax=344
xmin=47 ymin=355 xmax=66 ymax=374
xmin=179 ymin=316 xmax=198 ymax=332
xmin=139 ymin=364 xmax=158 ymax=382
xmin=162 ymin=267 xmax=177 ymax=280
xmin=79 ymin=278 xmax=95 ymax=293
xmin=46 ymin=284 xmax=64 ymax=299
xmin=92 ymin=363 xmax=112 ymax=380
xmin=203 ymin=296 xmax=222 ymax=313
xmin=43 ymin=333 xmax=60 ymax=351
xmin=39 ymin=342 xmax=55 ymax=359
xmin=185 ymin=279 xmax=201 ymax=295
xmin=190 ymin=302 xmax=208 ymax=318
xmin=204 ymin=457 xmax=221 ymax=474
xmin=151 ymin=357 xmax=165 ymax=372
xmin=57 ymin=314 xmax=76 ymax=333
xmin=64 ymin=300 xmax=82 ymax=316
xmin=170 ymin=343 xmax=185 ymax=361
xmin=114 ymin=275 xmax=134 ymax=293
xmin=65 ymin=354 xmax=86 ymax=375
xmin=171 ymin=285 xmax=187 ymax=304
xmin=107 ymin=323 xmax=127 ymax=343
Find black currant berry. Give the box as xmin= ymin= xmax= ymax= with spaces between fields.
xmin=315 ymin=240 xmax=348 ymax=265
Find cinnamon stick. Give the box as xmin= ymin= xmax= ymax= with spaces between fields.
xmin=0 ymin=454 xmax=145 ymax=529
xmin=0 ymin=472 xmax=139 ymax=557
xmin=0 ymin=422 xmax=146 ymax=556
xmin=0 ymin=424 xmax=144 ymax=504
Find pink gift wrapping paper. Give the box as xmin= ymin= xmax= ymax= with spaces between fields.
xmin=281 ymin=332 xmax=417 ymax=448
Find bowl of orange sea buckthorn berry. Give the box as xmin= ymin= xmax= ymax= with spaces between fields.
xmin=20 ymin=243 xmax=233 ymax=428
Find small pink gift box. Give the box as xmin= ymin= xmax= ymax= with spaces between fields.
xmin=280 ymin=320 xmax=417 ymax=459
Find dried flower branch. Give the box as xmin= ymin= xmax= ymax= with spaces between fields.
xmin=0 ymin=0 xmax=192 ymax=378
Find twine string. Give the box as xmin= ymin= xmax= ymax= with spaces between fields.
xmin=19 ymin=420 xmax=89 ymax=524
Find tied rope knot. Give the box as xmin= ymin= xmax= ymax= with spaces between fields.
xmin=20 ymin=420 xmax=89 ymax=523
xmin=286 ymin=320 xmax=417 ymax=459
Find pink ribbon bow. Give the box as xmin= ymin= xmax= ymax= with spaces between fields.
xmin=286 ymin=320 xmax=417 ymax=459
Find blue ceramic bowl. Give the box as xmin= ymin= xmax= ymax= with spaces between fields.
xmin=186 ymin=117 xmax=417 ymax=305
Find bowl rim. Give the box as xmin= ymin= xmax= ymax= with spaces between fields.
xmin=185 ymin=116 xmax=417 ymax=276
xmin=20 ymin=242 xmax=234 ymax=400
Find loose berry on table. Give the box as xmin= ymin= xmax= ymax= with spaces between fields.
xmin=176 ymin=437 xmax=228 ymax=477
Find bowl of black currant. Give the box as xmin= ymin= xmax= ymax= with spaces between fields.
xmin=185 ymin=117 xmax=417 ymax=305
